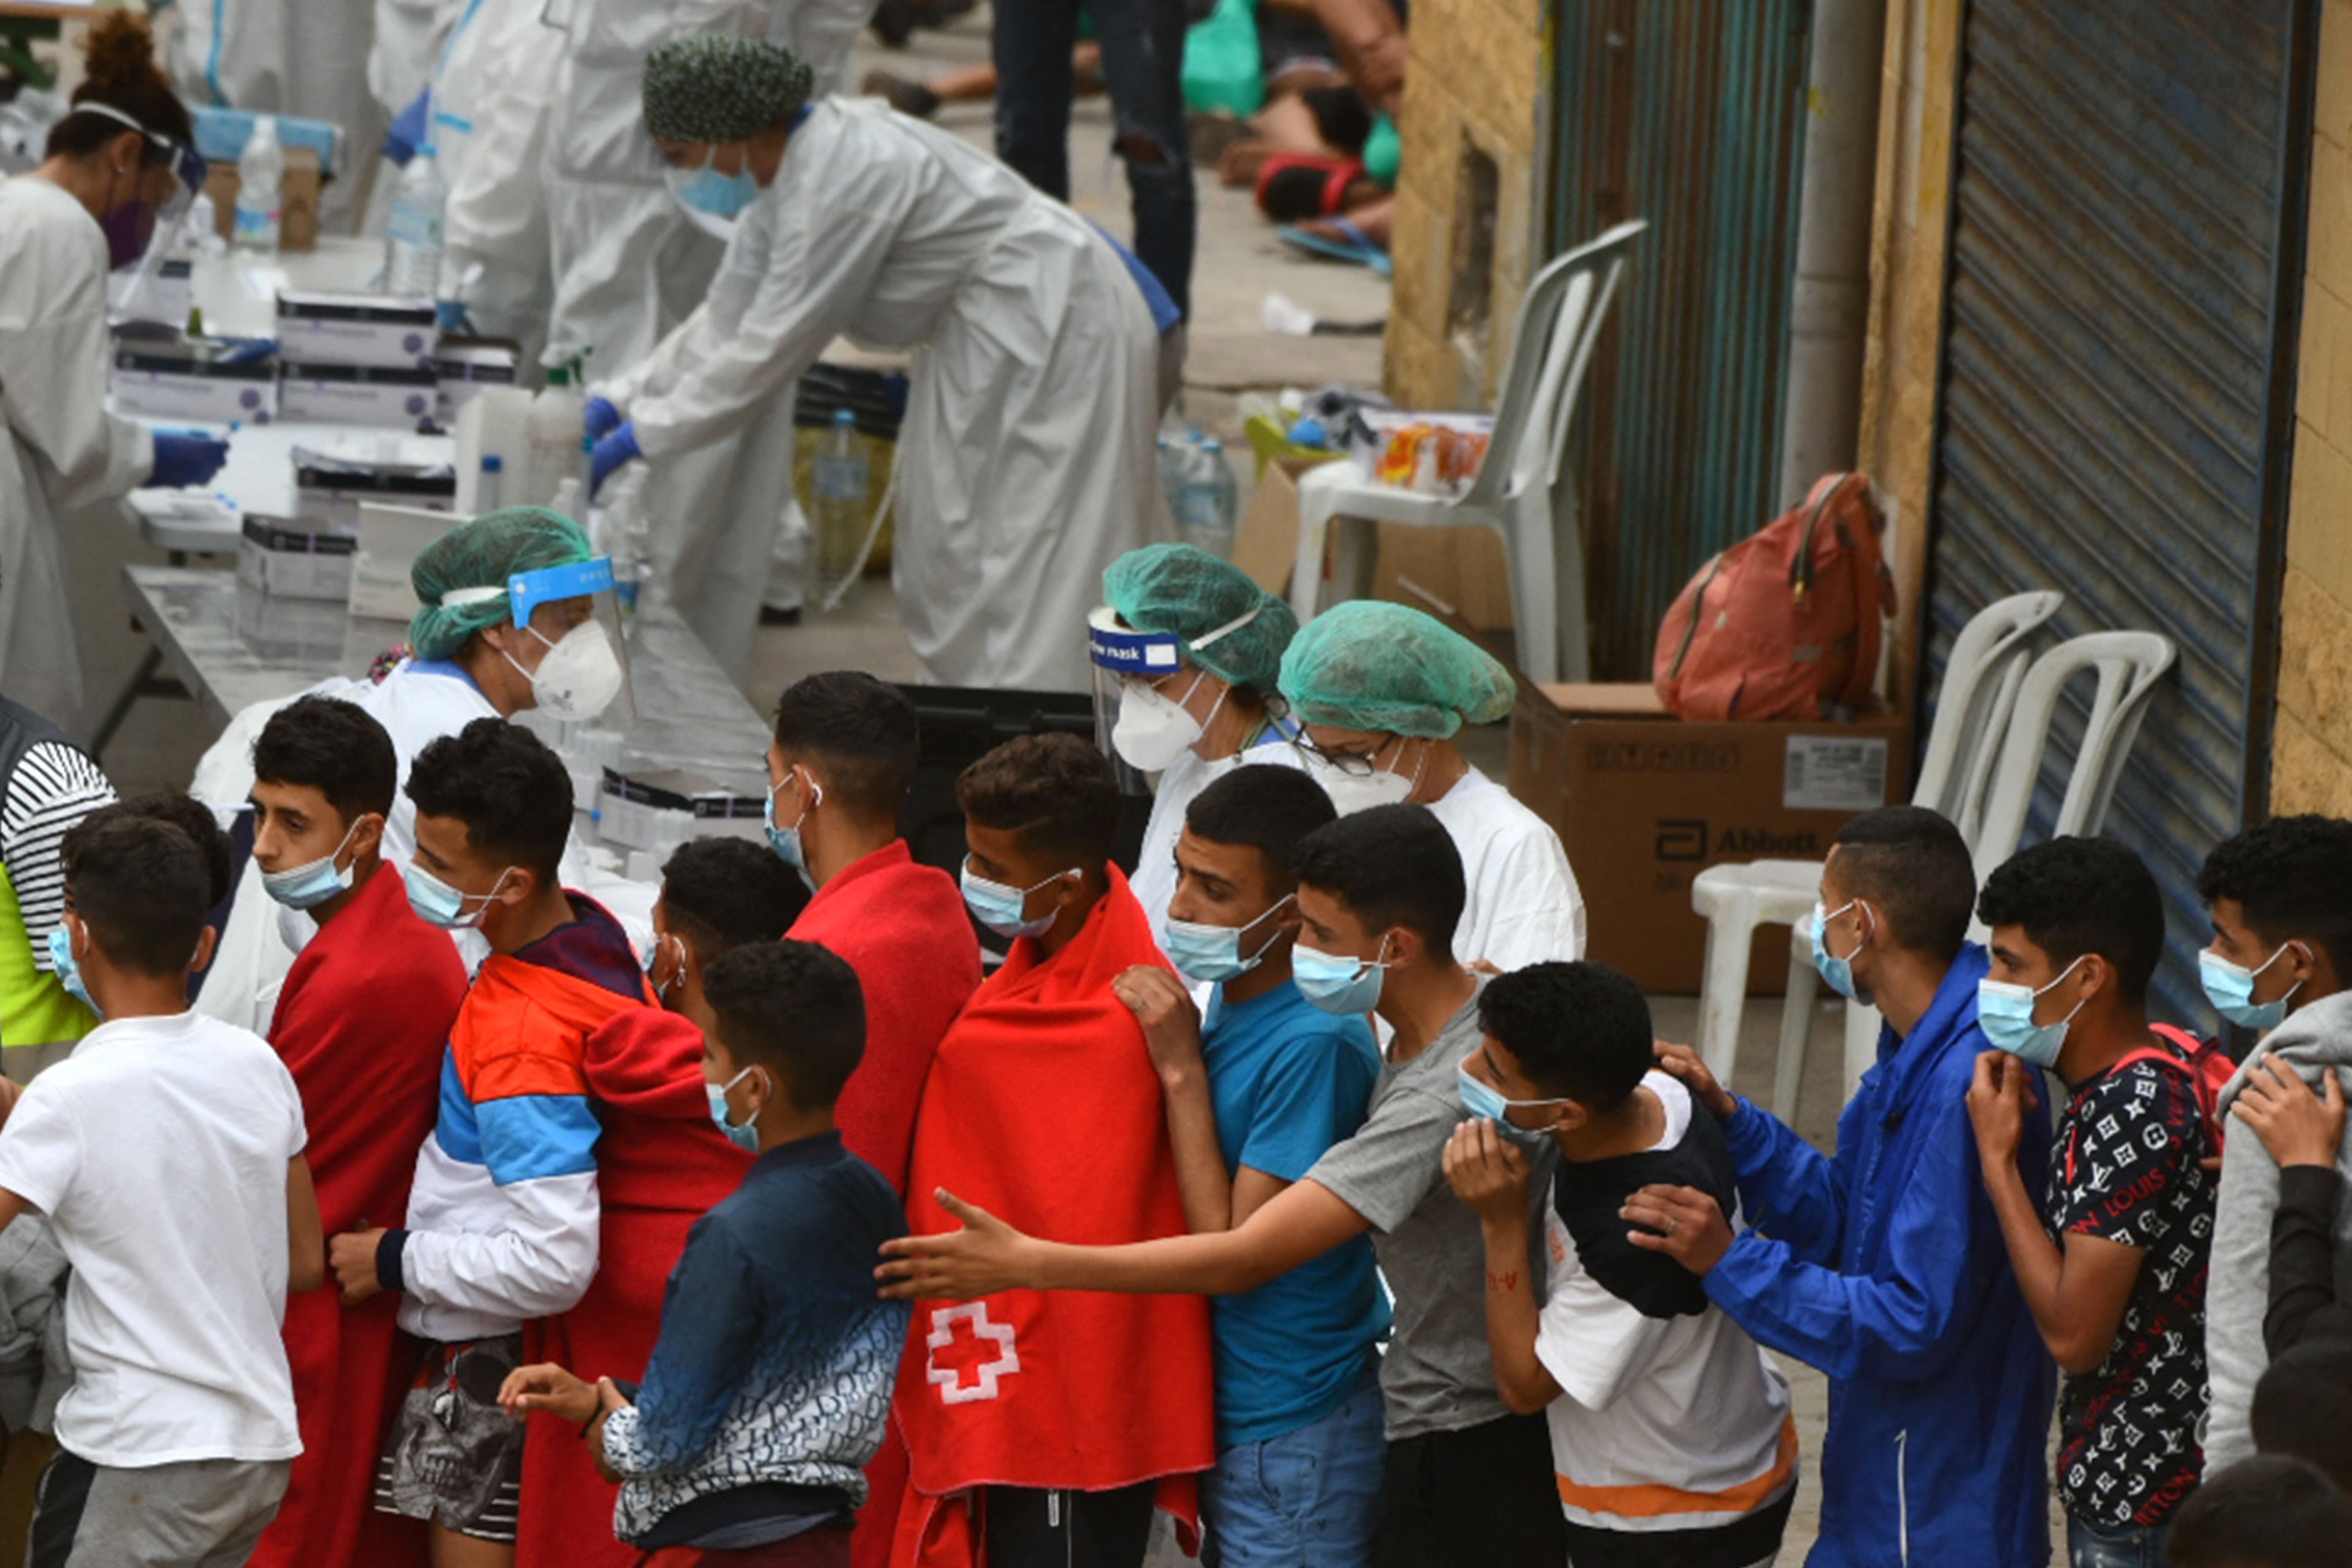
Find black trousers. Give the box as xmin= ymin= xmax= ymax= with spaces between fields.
xmin=982 ymin=1481 xmax=1158 ymax=1568
xmin=1377 ymin=1412 xmax=1566 ymax=1568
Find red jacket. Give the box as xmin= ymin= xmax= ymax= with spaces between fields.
xmin=790 ymin=841 xmax=981 ymax=1196
xmin=251 ymin=863 xmax=466 ymax=1568
xmin=892 ymin=869 xmax=1213 ymax=1568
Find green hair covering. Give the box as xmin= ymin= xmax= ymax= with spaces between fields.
xmin=641 ymin=35 xmax=814 ymax=144
xmin=1101 ymin=544 xmax=1297 ymax=693
xmin=408 ymin=507 xmax=593 ymax=661
xmin=1279 ymin=600 xmax=1516 ymax=739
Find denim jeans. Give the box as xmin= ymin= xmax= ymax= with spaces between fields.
xmin=1200 ymin=1373 xmax=1386 ymax=1568
xmin=991 ymin=0 xmax=1197 ymax=315
xmin=2067 ymin=1512 xmax=2169 ymax=1568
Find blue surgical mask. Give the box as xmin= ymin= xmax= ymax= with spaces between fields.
xmin=2199 ymin=945 xmax=2302 ymax=1032
xmin=666 ymin=154 xmax=759 ymax=230
xmin=960 ymin=861 xmax=1077 ymax=941
xmin=1977 ymin=955 xmax=2089 ymax=1069
xmin=1164 ymin=895 xmax=1293 ymax=985
xmin=643 ymin=931 xmax=682 ymax=1000
xmin=1292 ymin=934 xmax=1391 ymax=1016
xmin=46 ymin=925 xmax=96 ymax=1017
xmin=1456 ymin=1054 xmax=1567 ymax=1147
xmin=1810 ymin=898 xmax=1869 ymax=1002
xmin=405 ymin=863 xmax=515 ymax=931
xmin=765 ymin=769 xmax=819 ymax=877
xmin=259 ymin=818 xmax=366 ymax=911
xmin=707 ymin=1065 xmax=763 ymax=1154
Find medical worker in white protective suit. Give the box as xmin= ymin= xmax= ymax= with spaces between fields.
xmin=0 ymin=17 xmax=228 ymax=730
xmin=588 ymin=36 xmax=1174 ymax=692
xmin=161 ymin=0 xmax=383 ymax=230
xmin=1090 ymin=544 xmax=1307 ymax=945
xmin=1278 ymin=600 xmax=1588 ymax=972
xmin=193 ymin=507 xmax=644 ymax=1032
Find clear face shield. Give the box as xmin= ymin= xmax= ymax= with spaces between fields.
xmin=1087 ymin=605 xmax=1192 ymax=787
xmin=505 ymin=557 xmax=636 ymax=729
xmin=80 ymin=103 xmax=207 ymax=318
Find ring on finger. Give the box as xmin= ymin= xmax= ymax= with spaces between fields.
xmin=1666 ymin=1217 xmax=1680 ymax=1236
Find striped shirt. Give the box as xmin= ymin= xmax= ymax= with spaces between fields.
xmin=3 ymin=739 xmax=115 ymax=971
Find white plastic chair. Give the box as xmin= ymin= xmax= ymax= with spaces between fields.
xmin=1285 ymin=219 xmax=1647 ymax=683
xmin=1687 ymin=591 xmax=2065 ymax=1114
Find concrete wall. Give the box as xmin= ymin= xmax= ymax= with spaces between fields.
xmin=1381 ymin=0 xmax=1545 ymax=407
xmin=2275 ymin=0 xmax=2352 ymax=816
xmin=1853 ymin=0 xmax=1962 ymax=709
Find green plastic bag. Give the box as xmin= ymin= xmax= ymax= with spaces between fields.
xmin=1364 ymin=113 xmax=1399 ymax=188
xmin=1182 ymin=0 xmax=1265 ymax=117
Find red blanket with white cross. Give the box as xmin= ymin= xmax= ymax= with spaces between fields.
xmin=890 ymin=868 xmax=1213 ymax=1568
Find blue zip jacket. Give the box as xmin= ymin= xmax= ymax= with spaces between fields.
xmin=1705 ymin=944 xmax=2055 ymax=1567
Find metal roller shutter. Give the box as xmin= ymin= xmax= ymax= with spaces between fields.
xmin=1924 ymin=0 xmax=2313 ymax=1025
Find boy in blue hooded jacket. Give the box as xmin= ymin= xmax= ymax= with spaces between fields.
xmin=1630 ymin=806 xmax=2055 ymax=1567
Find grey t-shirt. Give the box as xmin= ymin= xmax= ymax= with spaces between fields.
xmin=1303 ymin=977 xmax=1553 ymax=1441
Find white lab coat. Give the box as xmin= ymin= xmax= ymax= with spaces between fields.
xmin=368 ymin=0 xmax=464 ymax=117
xmin=163 ymin=0 xmax=388 ymax=231
xmin=428 ymin=0 xmax=559 ymax=367
xmin=1129 ymin=732 xmax=1309 ymax=950
xmin=1427 ymin=765 xmax=1588 ymax=971
xmin=604 ymin=101 xmax=1169 ymax=691
xmin=0 ymin=178 xmax=154 ymax=732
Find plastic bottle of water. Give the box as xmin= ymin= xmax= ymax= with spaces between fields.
xmin=1162 ymin=433 xmax=1238 ymax=557
xmin=810 ymin=409 xmax=871 ymax=607
xmin=385 ymin=146 xmax=446 ymax=299
xmin=232 ymin=116 xmax=283 ymax=255
xmin=602 ymin=467 xmax=654 ymax=617
xmin=477 ymin=454 xmax=503 ymax=512
xmin=525 ymin=367 xmax=586 ymax=507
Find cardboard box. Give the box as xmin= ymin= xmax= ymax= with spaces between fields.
xmin=293 ymin=458 xmax=456 ymax=534
xmin=1228 ymin=453 xmax=1329 ymax=595
xmin=1234 ymin=450 xmax=1517 ymax=628
xmin=276 ymin=291 xmax=438 ymax=370
xmin=1509 ymin=683 xmax=1912 ymax=995
xmin=237 ymin=518 xmax=355 ymax=601
xmin=111 ymin=346 xmax=279 ymax=424
xmin=278 ymin=362 xmax=440 ymax=427
xmin=202 ymin=148 xmax=322 ymax=253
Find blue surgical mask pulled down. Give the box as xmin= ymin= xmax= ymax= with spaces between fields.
xmin=707 ymin=1065 xmax=763 ymax=1154
xmin=1977 ymin=955 xmax=2089 ymax=1069
xmin=46 ymin=926 xmax=96 ymax=1017
xmin=259 ymin=819 xmax=365 ymax=911
xmin=1293 ymin=934 xmax=1391 ymax=1016
xmin=1809 ymin=899 xmax=1866 ymax=1002
xmin=1165 ymin=895 xmax=1294 ymax=985
xmin=765 ymin=770 xmax=819 ymax=885
xmin=2199 ymin=945 xmax=2301 ymax=1032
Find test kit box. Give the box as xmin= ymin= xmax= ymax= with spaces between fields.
xmin=278 ymin=362 xmax=440 ymax=428
xmin=1508 ymin=684 xmax=1911 ymax=996
xmin=293 ymin=461 xmax=456 ymax=534
xmin=596 ymin=768 xmax=767 ymax=854
xmin=435 ymin=340 xmax=520 ymax=425
xmin=275 ymin=291 xmax=437 ymax=370
xmin=110 ymin=346 xmax=278 ymax=424
xmin=237 ymin=518 xmax=356 ymax=601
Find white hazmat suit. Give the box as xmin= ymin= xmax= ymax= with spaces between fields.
xmin=600 ymin=100 xmax=1170 ymax=692
xmin=0 ymin=177 xmax=157 ymax=731
xmin=428 ymin=0 xmax=560 ymax=366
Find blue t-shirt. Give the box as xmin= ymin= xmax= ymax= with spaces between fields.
xmin=1201 ymin=977 xmax=1385 ymax=1446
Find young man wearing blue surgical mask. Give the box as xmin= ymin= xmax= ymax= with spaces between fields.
xmin=326 ymin=718 xmax=747 ymax=1568
xmin=1966 ymin=836 xmax=2213 ymax=1567
xmin=881 ymin=803 xmax=1569 ymax=1567
xmin=2198 ymin=814 xmax=2352 ymax=1477
xmin=1634 ymin=804 xmax=2053 ymax=1568
xmin=245 ymin=697 xmax=468 ymax=1568
xmin=1111 ymin=763 xmax=1385 ymax=1567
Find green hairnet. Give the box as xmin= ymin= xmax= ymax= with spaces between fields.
xmin=1279 ymin=600 xmax=1516 ymax=739
xmin=642 ymin=35 xmax=814 ymax=143
xmin=408 ymin=507 xmax=593 ymax=661
xmin=1102 ymin=544 xmax=1298 ymax=692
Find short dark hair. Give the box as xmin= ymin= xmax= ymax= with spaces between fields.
xmin=107 ymin=790 xmax=232 ymax=908
xmin=60 ymin=814 xmax=210 ymax=977
xmin=1977 ymin=836 xmax=2165 ymax=1003
xmin=955 ymin=733 xmax=1121 ymax=869
xmin=1829 ymin=805 xmax=1977 ymax=959
xmin=660 ymin=837 xmax=808 ymax=965
xmin=2254 ymin=1342 xmax=2352 ymax=1495
xmin=253 ymin=697 xmax=399 ymax=822
xmin=1291 ymin=803 xmax=1462 ymax=961
xmin=773 ymin=672 xmax=920 ymax=822
xmin=1182 ymin=763 xmax=1338 ymax=886
xmin=2199 ymin=816 xmax=2352 ymax=976
xmin=405 ymin=718 xmax=572 ymax=882
xmin=701 ymin=940 xmax=865 ymax=1113
xmin=2167 ymin=1455 xmax=2352 ymax=1568
xmin=1479 ymin=961 xmax=1652 ymax=1112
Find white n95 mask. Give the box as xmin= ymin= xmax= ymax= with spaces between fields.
xmin=512 ymin=623 xmax=623 ymax=723
xmin=1112 ymin=674 xmax=1221 ymax=773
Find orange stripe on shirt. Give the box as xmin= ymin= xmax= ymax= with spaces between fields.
xmin=1556 ymin=1415 xmax=1799 ymax=1522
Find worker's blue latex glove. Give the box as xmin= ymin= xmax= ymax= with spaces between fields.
xmin=150 ymin=432 xmax=230 ymax=488
xmin=383 ymin=89 xmax=430 ymax=167
xmin=583 ymin=396 xmax=623 ymax=442
xmin=590 ymin=423 xmax=640 ymax=497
